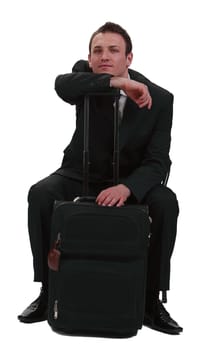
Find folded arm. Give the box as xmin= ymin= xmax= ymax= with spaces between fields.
xmin=110 ymin=76 xmax=152 ymax=109
xmin=55 ymin=60 xmax=152 ymax=109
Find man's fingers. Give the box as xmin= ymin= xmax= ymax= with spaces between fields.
xmin=108 ymin=197 xmax=119 ymax=207
xmin=96 ymin=193 xmax=106 ymax=205
xmin=96 ymin=185 xmax=130 ymax=207
xmin=116 ymin=198 xmax=125 ymax=207
xmin=96 ymin=192 xmax=112 ymax=206
xmin=137 ymin=94 xmax=152 ymax=109
xmin=97 ymin=195 xmax=125 ymax=207
xmin=137 ymin=86 xmax=152 ymax=109
xmin=97 ymin=194 xmax=118 ymax=206
xmin=148 ymin=97 xmax=152 ymax=109
xmin=96 ymin=192 xmax=121 ymax=207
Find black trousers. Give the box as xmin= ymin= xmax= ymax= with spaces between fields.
xmin=27 ymin=173 xmax=179 ymax=293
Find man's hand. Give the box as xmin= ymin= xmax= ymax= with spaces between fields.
xmin=110 ymin=77 xmax=152 ymax=110
xmin=96 ymin=184 xmax=131 ymax=207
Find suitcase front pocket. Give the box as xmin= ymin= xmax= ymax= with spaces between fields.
xmin=49 ymin=258 xmax=146 ymax=336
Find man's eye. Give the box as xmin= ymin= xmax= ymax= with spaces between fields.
xmin=93 ymin=49 xmax=102 ymax=54
xmin=110 ymin=48 xmax=119 ymax=53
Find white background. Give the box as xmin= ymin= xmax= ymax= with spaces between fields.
xmin=0 ymin=0 xmax=199 ymax=348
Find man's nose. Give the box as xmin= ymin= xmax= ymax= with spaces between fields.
xmin=101 ymin=50 xmax=110 ymax=61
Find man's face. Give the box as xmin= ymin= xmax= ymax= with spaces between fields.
xmin=88 ymin=32 xmax=133 ymax=78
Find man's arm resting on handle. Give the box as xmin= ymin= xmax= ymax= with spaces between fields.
xmin=110 ymin=76 xmax=152 ymax=109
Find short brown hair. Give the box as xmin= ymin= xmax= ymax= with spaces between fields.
xmin=89 ymin=22 xmax=132 ymax=55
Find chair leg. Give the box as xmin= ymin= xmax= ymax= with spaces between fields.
xmin=161 ymin=290 xmax=167 ymax=303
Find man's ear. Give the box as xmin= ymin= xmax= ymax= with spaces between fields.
xmin=126 ymin=52 xmax=133 ymax=68
xmin=88 ymin=54 xmax=92 ymax=68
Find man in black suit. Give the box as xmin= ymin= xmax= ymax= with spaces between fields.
xmin=18 ymin=22 xmax=182 ymax=334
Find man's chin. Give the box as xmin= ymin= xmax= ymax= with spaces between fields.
xmin=96 ymin=68 xmax=114 ymax=75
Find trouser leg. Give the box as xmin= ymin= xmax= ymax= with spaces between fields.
xmin=27 ymin=174 xmax=83 ymax=284
xmin=143 ymin=185 xmax=179 ymax=297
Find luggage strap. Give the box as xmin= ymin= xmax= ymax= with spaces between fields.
xmin=83 ymin=90 xmax=120 ymax=196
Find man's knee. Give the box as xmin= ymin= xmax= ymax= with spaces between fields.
xmin=27 ymin=176 xmax=59 ymax=205
xmin=28 ymin=181 xmax=47 ymax=205
xmin=145 ymin=185 xmax=179 ymax=217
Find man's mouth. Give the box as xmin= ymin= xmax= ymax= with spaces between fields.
xmin=99 ymin=64 xmax=113 ymax=68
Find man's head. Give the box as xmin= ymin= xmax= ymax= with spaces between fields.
xmin=88 ymin=22 xmax=133 ymax=78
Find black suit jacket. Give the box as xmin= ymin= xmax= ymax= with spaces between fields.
xmin=55 ymin=60 xmax=173 ymax=202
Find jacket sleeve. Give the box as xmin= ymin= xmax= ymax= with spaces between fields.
xmin=55 ymin=60 xmax=113 ymax=105
xmin=122 ymin=92 xmax=174 ymax=202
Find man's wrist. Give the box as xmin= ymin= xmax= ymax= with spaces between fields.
xmin=118 ymin=184 xmax=131 ymax=198
xmin=110 ymin=76 xmax=127 ymax=90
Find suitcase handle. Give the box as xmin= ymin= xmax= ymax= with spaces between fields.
xmin=73 ymin=196 xmax=97 ymax=203
xmin=83 ymin=90 xmax=120 ymax=196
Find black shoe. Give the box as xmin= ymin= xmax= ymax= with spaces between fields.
xmin=18 ymin=287 xmax=48 ymax=323
xmin=144 ymin=300 xmax=183 ymax=335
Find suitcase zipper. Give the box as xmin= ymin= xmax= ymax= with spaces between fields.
xmin=56 ymin=232 xmax=61 ymax=247
xmin=53 ymin=300 xmax=58 ymax=320
xmin=53 ymin=234 xmax=61 ymax=320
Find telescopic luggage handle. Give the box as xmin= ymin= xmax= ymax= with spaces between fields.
xmin=83 ymin=89 xmax=120 ymax=196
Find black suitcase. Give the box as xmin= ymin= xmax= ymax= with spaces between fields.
xmin=48 ymin=92 xmax=150 ymax=338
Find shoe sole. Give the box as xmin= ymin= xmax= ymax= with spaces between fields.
xmin=18 ymin=315 xmax=47 ymax=323
xmin=143 ymin=321 xmax=183 ymax=335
